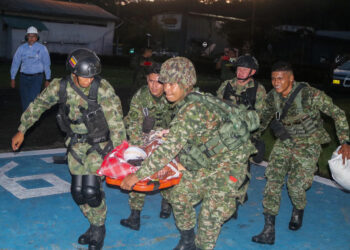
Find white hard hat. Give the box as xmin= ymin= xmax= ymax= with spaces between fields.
xmin=27 ymin=26 xmax=38 ymax=34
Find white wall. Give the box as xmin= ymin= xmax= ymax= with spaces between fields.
xmin=42 ymin=21 xmax=115 ymax=56
xmin=6 ymin=20 xmax=115 ymax=58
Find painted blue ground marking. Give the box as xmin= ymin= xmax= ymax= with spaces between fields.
xmin=0 ymin=149 xmax=349 ymax=249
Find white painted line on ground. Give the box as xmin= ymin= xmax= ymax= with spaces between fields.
xmin=0 ymin=150 xmax=344 ymax=191
xmin=0 ymin=148 xmax=66 ymax=159
xmin=254 ymin=161 xmax=344 ymax=190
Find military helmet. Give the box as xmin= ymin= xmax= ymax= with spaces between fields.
xmin=235 ymin=55 xmax=259 ymax=71
xmin=66 ymin=48 xmax=101 ymax=77
xmin=159 ymin=57 xmax=196 ymax=88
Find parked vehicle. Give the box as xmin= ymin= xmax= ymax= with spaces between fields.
xmin=332 ymin=60 xmax=350 ymax=89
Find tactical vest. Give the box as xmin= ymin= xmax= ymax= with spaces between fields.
xmin=140 ymin=88 xmax=172 ymax=130
xmin=223 ymin=81 xmax=258 ymax=110
xmin=273 ymin=82 xmax=322 ymax=137
xmin=178 ymin=92 xmax=259 ymax=171
xmin=56 ymin=76 xmax=113 ymax=164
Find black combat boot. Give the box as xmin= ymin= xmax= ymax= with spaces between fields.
xmin=289 ymin=207 xmax=304 ymax=231
xmin=88 ymin=224 xmax=106 ymax=250
xmin=160 ymin=198 xmax=172 ymax=219
xmin=120 ymin=209 xmax=140 ymax=231
xmin=174 ymin=228 xmax=196 ymax=250
xmin=251 ymin=213 xmax=275 ymax=245
xmin=78 ymin=225 xmax=92 ymax=245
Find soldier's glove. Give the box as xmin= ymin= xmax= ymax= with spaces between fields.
xmin=127 ymin=159 xmax=144 ymax=166
xmin=142 ymin=116 xmax=155 ymax=133
xmin=270 ymin=119 xmax=292 ymax=141
xmin=251 ymin=138 xmax=265 ymax=163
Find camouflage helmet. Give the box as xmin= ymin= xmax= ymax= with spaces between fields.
xmin=159 ymin=57 xmax=196 ymax=88
xmin=235 ymin=55 xmax=259 ymax=71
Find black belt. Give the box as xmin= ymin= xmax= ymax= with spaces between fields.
xmin=21 ymin=72 xmax=43 ymax=76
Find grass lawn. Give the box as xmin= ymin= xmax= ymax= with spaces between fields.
xmin=1 ymin=63 xmax=349 ymax=178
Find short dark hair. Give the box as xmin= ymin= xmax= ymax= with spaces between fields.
xmin=271 ymin=61 xmax=293 ymax=74
xmin=146 ymin=62 xmax=161 ymax=75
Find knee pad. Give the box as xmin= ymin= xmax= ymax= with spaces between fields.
xmin=71 ymin=175 xmax=85 ymax=205
xmin=82 ymin=175 xmax=102 ymax=207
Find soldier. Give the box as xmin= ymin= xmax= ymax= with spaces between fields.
xmin=120 ymin=57 xmax=259 ymax=250
xmin=252 ymin=61 xmax=350 ymax=245
xmin=120 ymin=63 xmax=174 ymax=231
xmin=130 ymin=47 xmax=154 ymax=90
xmin=217 ymin=55 xmax=266 ymax=118
xmin=215 ymin=47 xmax=238 ymax=82
xmin=217 ymin=55 xmax=267 ymax=217
xmin=11 ymin=48 xmax=126 ymax=250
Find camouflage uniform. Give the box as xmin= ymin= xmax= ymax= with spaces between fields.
xmin=216 ymin=78 xmax=266 ymax=118
xmin=135 ymin=57 xmax=258 ymax=249
xmin=18 ymin=75 xmax=126 ymax=225
xmin=124 ymin=85 xmax=173 ymax=211
xmin=257 ymin=81 xmax=349 ymax=215
xmin=130 ymin=55 xmax=155 ymax=90
xmin=217 ymin=78 xmax=266 ymax=204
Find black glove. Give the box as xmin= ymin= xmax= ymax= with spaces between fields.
xmin=142 ymin=116 xmax=155 ymax=133
xmin=251 ymin=138 xmax=265 ymax=163
xmin=270 ymin=119 xmax=292 ymax=141
xmin=127 ymin=159 xmax=144 ymax=166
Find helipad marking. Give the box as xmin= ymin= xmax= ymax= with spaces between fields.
xmin=0 ymin=160 xmax=70 ymax=199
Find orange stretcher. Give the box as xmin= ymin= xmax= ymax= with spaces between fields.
xmin=106 ymin=174 xmax=182 ymax=192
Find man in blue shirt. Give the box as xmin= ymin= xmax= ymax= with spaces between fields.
xmin=10 ymin=26 xmax=51 ymax=111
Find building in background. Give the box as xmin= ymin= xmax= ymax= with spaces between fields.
xmin=152 ymin=11 xmax=245 ymax=57
xmin=0 ymin=0 xmax=119 ymax=59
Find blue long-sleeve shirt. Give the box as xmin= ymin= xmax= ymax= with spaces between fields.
xmin=10 ymin=42 xmax=51 ymax=80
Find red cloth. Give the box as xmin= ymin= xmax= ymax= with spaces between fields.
xmin=97 ymin=134 xmax=181 ymax=181
xmin=97 ymin=141 xmax=139 ymax=179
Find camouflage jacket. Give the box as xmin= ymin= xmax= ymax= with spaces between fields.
xmin=257 ymin=81 xmax=349 ymax=144
xmin=135 ymin=90 xmax=256 ymax=180
xmin=124 ymin=85 xmax=173 ymax=145
xmin=216 ymin=78 xmax=266 ymax=118
xmin=18 ymin=75 xmax=126 ymax=148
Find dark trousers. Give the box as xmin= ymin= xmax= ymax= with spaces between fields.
xmin=19 ymin=73 xmax=43 ymax=111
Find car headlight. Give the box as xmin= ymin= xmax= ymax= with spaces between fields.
xmin=333 ymin=79 xmax=340 ymax=84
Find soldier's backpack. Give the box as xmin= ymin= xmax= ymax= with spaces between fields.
xmin=179 ymin=92 xmax=259 ymax=171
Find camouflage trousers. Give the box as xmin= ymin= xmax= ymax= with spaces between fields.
xmin=169 ymin=156 xmax=250 ymax=250
xmin=67 ymin=142 xmax=107 ymax=226
xmin=263 ymin=140 xmax=321 ymax=215
xmin=128 ymin=188 xmax=172 ymax=211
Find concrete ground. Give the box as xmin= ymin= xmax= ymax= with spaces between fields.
xmin=1 ymin=148 xmax=349 ymax=250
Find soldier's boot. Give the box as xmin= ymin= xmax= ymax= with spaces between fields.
xmin=173 ymin=228 xmax=196 ymax=250
xmin=160 ymin=198 xmax=172 ymax=219
xmin=288 ymin=207 xmax=304 ymax=231
xmin=88 ymin=224 xmax=106 ymax=250
xmin=120 ymin=209 xmax=140 ymax=231
xmin=78 ymin=225 xmax=92 ymax=245
xmin=251 ymin=214 xmax=275 ymax=245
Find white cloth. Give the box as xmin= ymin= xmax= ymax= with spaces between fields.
xmin=328 ymin=146 xmax=350 ymax=190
